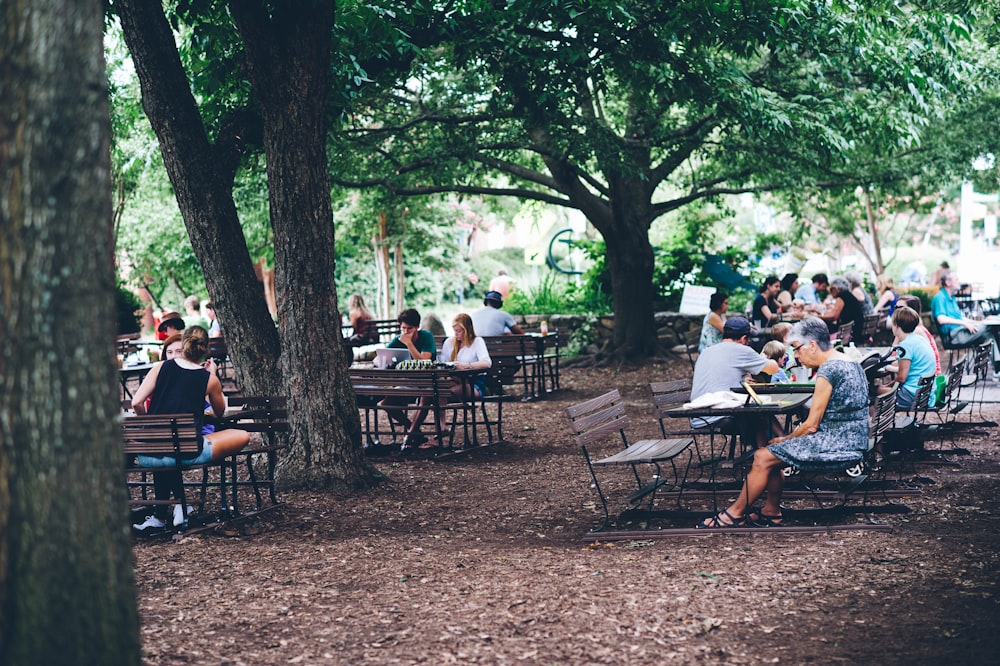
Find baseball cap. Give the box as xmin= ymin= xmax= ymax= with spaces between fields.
xmin=483 ymin=290 xmax=503 ymax=306
xmin=722 ymin=316 xmax=752 ymax=337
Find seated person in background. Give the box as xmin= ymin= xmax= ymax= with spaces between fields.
xmin=380 ymin=309 xmax=438 ymax=443
xmin=897 ymin=295 xmax=941 ymax=375
xmin=769 ymin=322 xmax=793 ymax=344
xmin=932 ymin=271 xmax=994 ymax=357
xmin=845 ymin=271 xmax=875 ymax=316
xmin=776 ymin=273 xmax=799 ymax=313
xmin=819 ymin=277 xmax=864 ymax=342
xmin=795 ymin=273 xmax=828 ymax=311
xmin=690 ymin=317 xmax=780 ymax=447
xmin=470 ymin=291 xmax=523 ymax=336
xmin=759 ymin=341 xmax=790 ymax=383
xmin=874 ymin=275 xmax=899 ymax=316
xmin=698 ymin=291 xmax=728 ymax=352
xmin=183 ymin=295 xmax=209 ymax=330
xmin=345 ymin=293 xmax=378 ymax=347
xmin=420 ymin=313 xmax=447 ymax=337
xmin=698 ymin=317 xmax=870 ymax=528
xmin=157 ymin=311 xmax=185 ymax=341
xmin=387 ymin=308 xmax=437 ymax=360
xmin=203 ymin=301 xmax=222 ymax=338
xmin=130 ymin=326 xmax=250 ymax=531
xmin=405 ymin=313 xmax=493 ymax=449
xmin=752 ymin=276 xmax=781 ymax=326
xmin=888 ymin=306 xmax=937 ymax=410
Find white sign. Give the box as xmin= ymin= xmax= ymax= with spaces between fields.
xmin=678 ymin=284 xmax=715 ymax=315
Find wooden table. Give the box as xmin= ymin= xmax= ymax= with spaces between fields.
xmin=349 ymin=365 xmax=505 ymax=452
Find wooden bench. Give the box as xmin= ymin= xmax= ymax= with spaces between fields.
xmin=124 ymin=396 xmax=289 ymax=534
xmin=350 ymin=367 xmax=504 ymax=452
xmin=122 ymin=413 xmax=204 ymax=528
xmin=566 ymin=389 xmax=694 ymax=532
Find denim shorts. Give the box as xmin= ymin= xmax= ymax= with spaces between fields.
xmin=137 ymin=437 xmax=213 ymax=468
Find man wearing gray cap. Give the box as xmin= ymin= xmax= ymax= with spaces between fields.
xmin=690 ymin=316 xmax=780 ymax=447
xmin=470 ymin=291 xmax=524 ymax=337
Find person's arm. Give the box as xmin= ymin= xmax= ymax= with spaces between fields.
xmin=508 ymin=323 xmax=524 ymax=335
xmin=894 ymin=358 xmax=911 ymax=386
xmin=206 ymin=373 xmax=226 ymax=417
xmin=129 ymin=363 xmax=162 ymax=414
xmin=769 ymin=375 xmax=833 ymax=444
xmin=820 ymin=298 xmax=843 ymax=322
xmin=708 ymin=312 xmax=724 ymax=333
xmin=874 ymin=290 xmax=894 ymax=311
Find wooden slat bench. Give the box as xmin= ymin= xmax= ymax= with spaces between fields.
xmin=124 ymin=396 xmax=289 ymax=534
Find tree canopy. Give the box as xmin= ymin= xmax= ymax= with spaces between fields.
xmin=334 ymin=0 xmax=992 ymax=359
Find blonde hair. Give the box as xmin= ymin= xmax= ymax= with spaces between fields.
xmin=762 ymin=340 xmax=787 ymax=362
xmin=449 ymin=313 xmax=477 ymax=361
xmin=770 ymin=322 xmax=793 ymax=343
xmin=348 ymin=293 xmax=372 ymax=319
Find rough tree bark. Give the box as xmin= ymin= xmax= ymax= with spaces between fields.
xmin=114 ymin=0 xmax=375 ymax=489
xmin=228 ymin=1 xmax=372 ymax=488
xmin=0 ymin=0 xmax=141 ymax=663
xmin=114 ymin=1 xmax=282 ymax=400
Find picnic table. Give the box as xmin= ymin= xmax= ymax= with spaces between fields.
xmin=349 ymin=364 xmax=505 ymax=453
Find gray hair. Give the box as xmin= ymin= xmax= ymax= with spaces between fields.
xmin=788 ymin=317 xmax=832 ymax=351
xmin=844 ymin=271 xmax=864 ymax=289
xmin=830 ymin=276 xmax=850 ymax=292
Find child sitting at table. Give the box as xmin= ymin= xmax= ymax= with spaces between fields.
xmin=760 ymin=340 xmax=790 ymax=383
xmin=770 ymin=322 xmax=793 ymax=343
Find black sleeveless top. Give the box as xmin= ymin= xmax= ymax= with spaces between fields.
xmin=148 ymin=359 xmax=210 ymax=435
xmin=837 ymin=291 xmax=865 ymax=342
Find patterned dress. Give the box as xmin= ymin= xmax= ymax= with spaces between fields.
xmin=769 ymin=358 xmax=869 ymax=471
xmin=699 ymin=312 xmax=723 ymax=352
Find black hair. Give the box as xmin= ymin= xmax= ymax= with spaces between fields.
xmin=397 ymin=308 xmax=420 ymax=327
xmin=709 ymin=291 xmax=728 ymax=311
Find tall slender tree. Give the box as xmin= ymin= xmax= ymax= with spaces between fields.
xmin=0 ymin=0 xmax=141 ymax=662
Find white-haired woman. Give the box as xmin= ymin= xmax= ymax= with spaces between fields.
xmin=698 ymin=317 xmax=869 ymax=528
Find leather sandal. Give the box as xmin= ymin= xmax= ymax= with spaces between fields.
xmin=695 ymin=509 xmax=746 ymax=529
xmin=747 ymin=510 xmax=784 ymax=527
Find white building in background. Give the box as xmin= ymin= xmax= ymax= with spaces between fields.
xmin=957 ymin=181 xmax=1000 ymax=298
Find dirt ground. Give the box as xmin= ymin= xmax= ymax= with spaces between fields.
xmin=132 ymin=362 xmax=1000 ymax=665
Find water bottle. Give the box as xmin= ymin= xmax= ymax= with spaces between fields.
xmin=540 ymin=320 xmax=549 ymax=335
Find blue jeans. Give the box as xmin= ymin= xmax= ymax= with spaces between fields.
xmin=137 ymin=438 xmax=213 ymax=468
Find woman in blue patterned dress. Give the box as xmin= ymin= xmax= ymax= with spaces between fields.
xmin=698 ymin=317 xmax=869 ymax=528
xmin=698 ymin=291 xmax=728 ymax=352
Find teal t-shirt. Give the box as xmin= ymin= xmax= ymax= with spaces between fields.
xmin=388 ymin=329 xmax=437 ymax=361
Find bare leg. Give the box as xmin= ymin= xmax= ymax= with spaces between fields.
xmin=207 ymin=429 xmax=250 ymax=461
xmin=701 ymin=447 xmax=785 ymax=527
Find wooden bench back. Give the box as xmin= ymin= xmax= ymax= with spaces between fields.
xmin=221 ymin=396 xmax=290 ymax=435
xmin=649 ymin=379 xmax=692 ymax=417
xmin=122 ymin=413 xmax=201 ymax=457
xmin=564 ymin=389 xmax=629 ymax=449
xmin=349 ymin=368 xmax=448 ymax=399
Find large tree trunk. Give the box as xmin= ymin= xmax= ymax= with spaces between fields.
xmin=228 ymin=2 xmax=374 ymax=489
xmin=0 ymin=1 xmax=141 ymax=662
xmin=115 ymin=1 xmax=281 ymax=399
xmin=603 ymin=219 xmax=659 ymax=358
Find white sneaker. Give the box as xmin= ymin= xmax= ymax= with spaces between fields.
xmin=172 ymin=504 xmax=193 ymax=527
xmin=133 ymin=515 xmax=165 ymax=531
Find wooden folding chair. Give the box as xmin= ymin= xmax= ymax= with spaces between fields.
xmin=568 ymin=389 xmax=694 ymax=532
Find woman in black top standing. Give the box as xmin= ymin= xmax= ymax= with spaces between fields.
xmin=752 ymin=275 xmax=781 ymax=326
